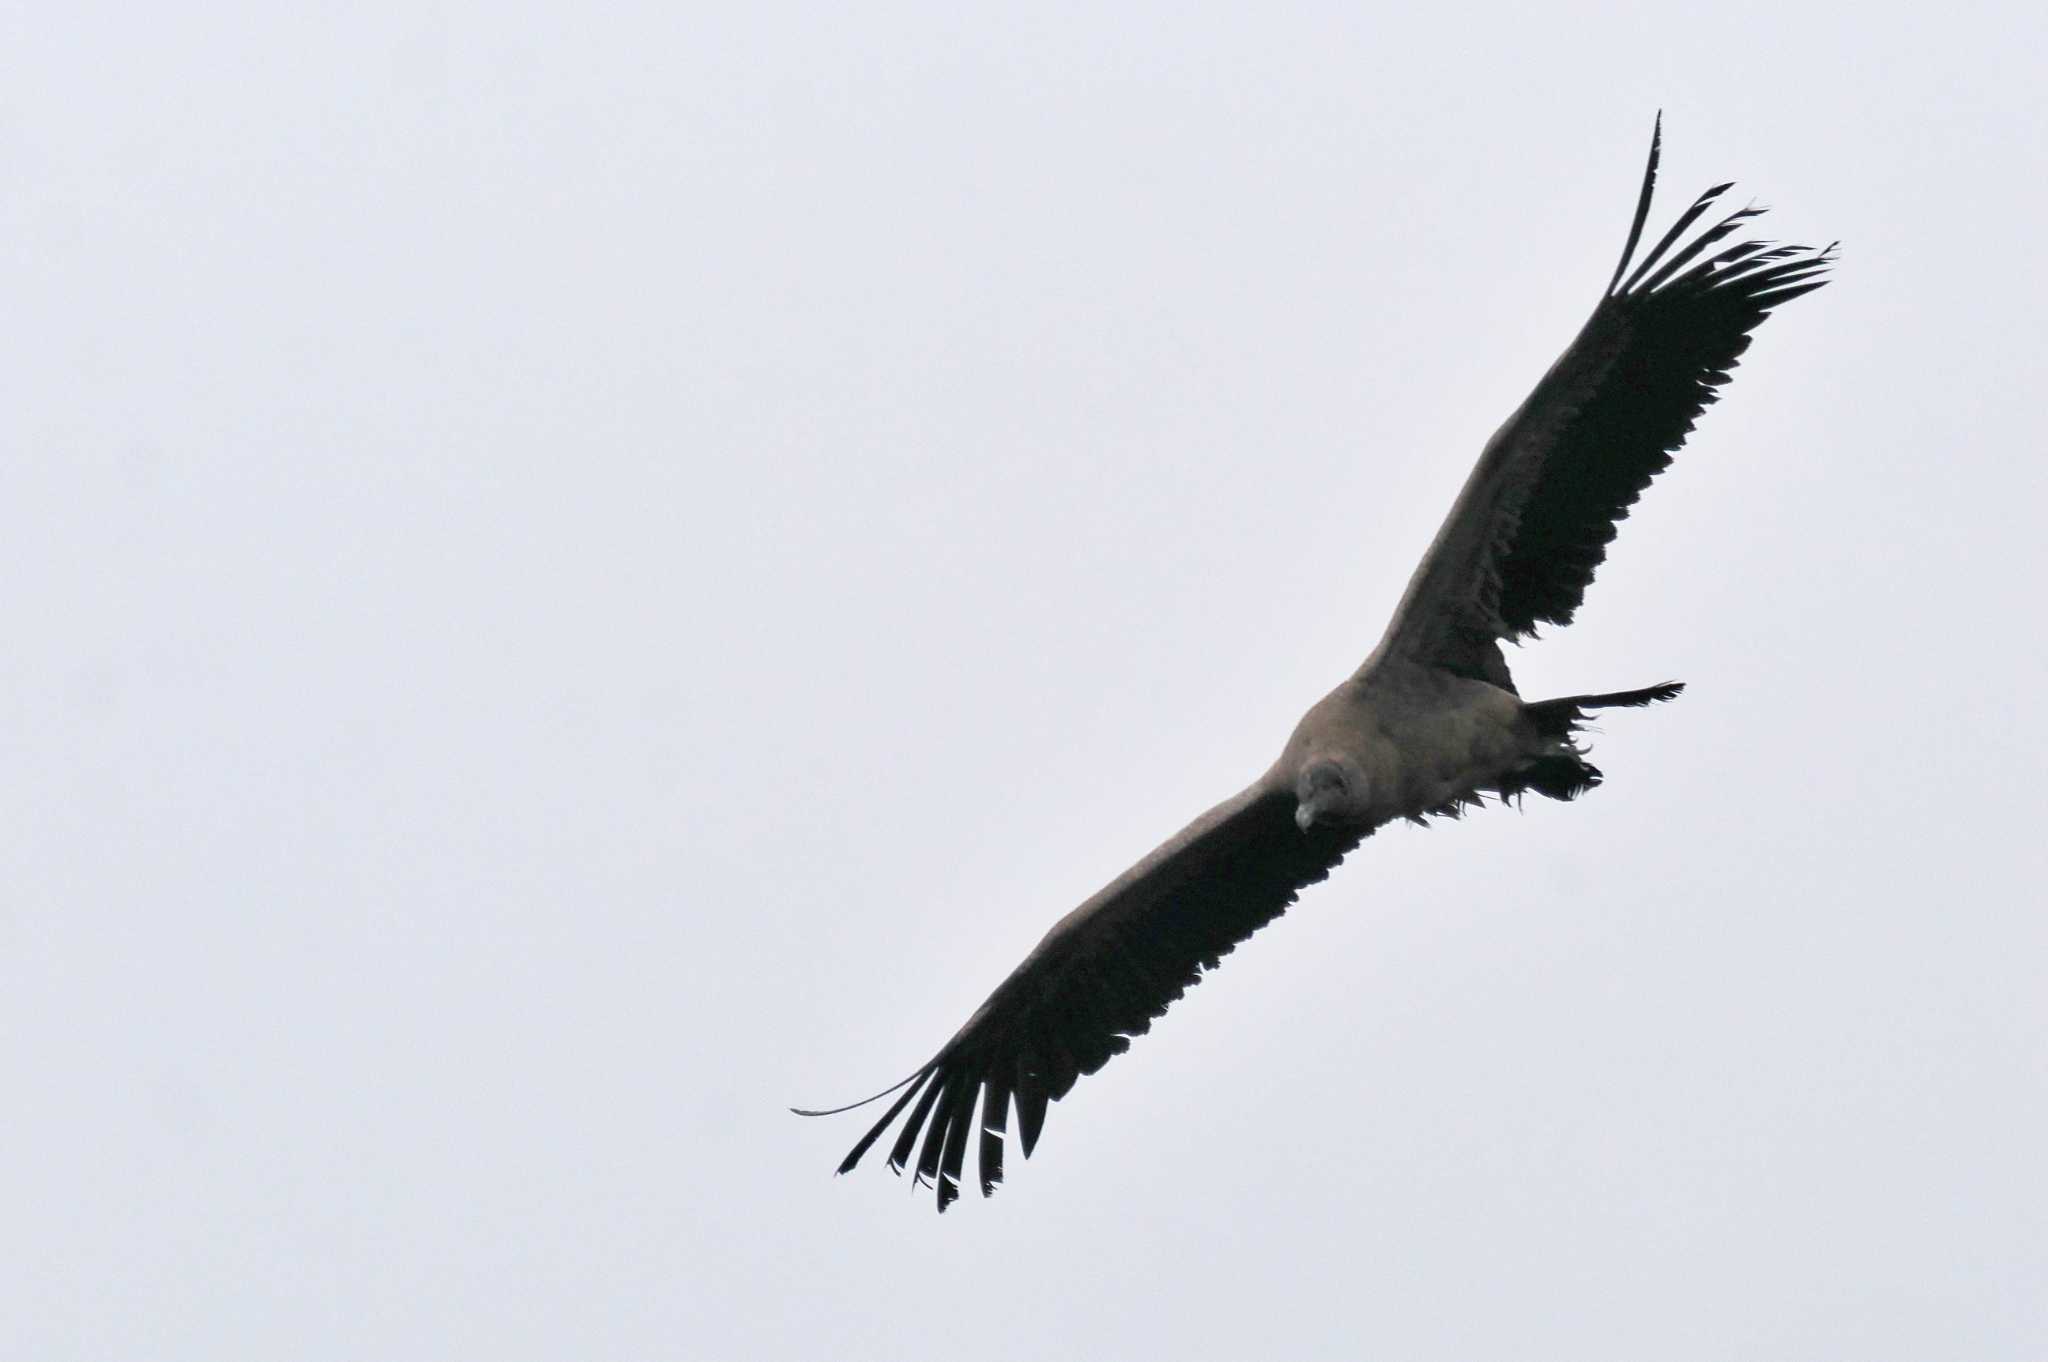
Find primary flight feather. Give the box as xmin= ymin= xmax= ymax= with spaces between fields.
xmin=796 ymin=117 xmax=1834 ymax=1211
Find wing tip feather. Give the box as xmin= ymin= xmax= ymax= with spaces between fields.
xmin=1605 ymin=112 xmax=1664 ymax=294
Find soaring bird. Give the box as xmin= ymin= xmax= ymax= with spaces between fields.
xmin=795 ymin=118 xmax=1833 ymax=1211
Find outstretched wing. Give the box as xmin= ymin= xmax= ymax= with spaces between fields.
xmin=796 ymin=781 xmax=1367 ymax=1211
xmin=1377 ymin=116 xmax=1835 ymax=682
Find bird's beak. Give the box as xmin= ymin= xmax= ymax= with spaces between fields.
xmin=1294 ymin=802 xmax=1316 ymax=834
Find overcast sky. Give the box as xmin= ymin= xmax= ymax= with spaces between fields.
xmin=6 ymin=3 xmax=2045 ymax=1359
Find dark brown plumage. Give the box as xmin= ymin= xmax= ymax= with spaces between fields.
xmin=796 ymin=118 xmax=1833 ymax=1211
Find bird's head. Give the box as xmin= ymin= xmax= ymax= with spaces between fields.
xmin=1294 ymin=757 xmax=1366 ymax=833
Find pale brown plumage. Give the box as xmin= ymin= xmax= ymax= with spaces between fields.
xmin=796 ymin=117 xmax=1833 ymax=1211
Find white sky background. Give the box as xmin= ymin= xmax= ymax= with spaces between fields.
xmin=5 ymin=3 xmax=2044 ymax=1358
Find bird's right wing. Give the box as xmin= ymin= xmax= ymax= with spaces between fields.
xmin=795 ymin=780 xmax=1368 ymax=1211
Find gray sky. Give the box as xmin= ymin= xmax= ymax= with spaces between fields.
xmin=6 ymin=3 xmax=2044 ymax=1358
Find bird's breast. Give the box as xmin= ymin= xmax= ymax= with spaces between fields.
xmin=1282 ymin=665 xmax=1525 ymax=822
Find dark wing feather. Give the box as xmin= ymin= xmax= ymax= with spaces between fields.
xmin=1378 ymin=116 xmax=1835 ymax=678
xmin=797 ymin=781 xmax=1366 ymax=1211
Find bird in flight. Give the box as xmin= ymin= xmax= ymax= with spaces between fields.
xmin=796 ymin=117 xmax=1834 ymax=1211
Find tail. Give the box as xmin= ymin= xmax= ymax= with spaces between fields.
xmin=1514 ymin=681 xmax=1684 ymax=802
xmin=1526 ymin=680 xmax=1685 ymax=733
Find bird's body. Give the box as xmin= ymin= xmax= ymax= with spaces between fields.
xmin=1282 ymin=659 xmax=1529 ymax=825
xmin=797 ymin=118 xmax=1833 ymax=1210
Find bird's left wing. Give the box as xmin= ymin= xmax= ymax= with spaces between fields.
xmin=1375 ymin=117 xmax=1834 ymax=684
xmin=796 ymin=780 xmax=1368 ymax=1211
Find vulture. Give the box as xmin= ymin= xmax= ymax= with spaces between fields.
xmin=796 ymin=118 xmax=1834 ymax=1210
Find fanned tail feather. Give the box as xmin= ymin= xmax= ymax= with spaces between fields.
xmin=1513 ymin=681 xmax=1686 ymax=802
